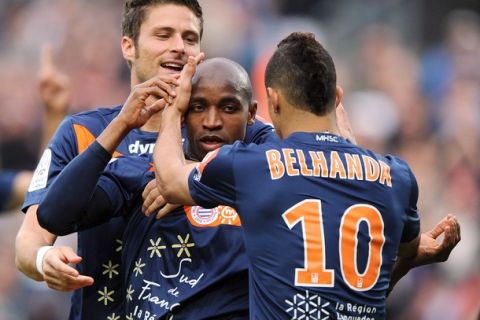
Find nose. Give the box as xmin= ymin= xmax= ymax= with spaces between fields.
xmin=171 ymin=34 xmax=185 ymax=54
xmin=203 ymin=107 xmax=222 ymax=130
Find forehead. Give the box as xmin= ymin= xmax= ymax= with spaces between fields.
xmin=141 ymin=4 xmax=201 ymax=34
xmin=191 ymin=63 xmax=250 ymax=101
xmin=191 ymin=75 xmax=248 ymax=102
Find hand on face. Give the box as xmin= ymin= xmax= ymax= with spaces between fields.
xmin=118 ymin=74 xmax=181 ymax=129
xmin=169 ymin=52 xmax=205 ymax=115
xmin=42 ymin=246 xmax=94 ymax=291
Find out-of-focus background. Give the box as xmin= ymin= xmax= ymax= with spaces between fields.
xmin=0 ymin=0 xmax=479 ymax=319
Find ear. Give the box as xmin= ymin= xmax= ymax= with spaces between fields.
xmin=267 ymin=87 xmax=280 ymax=114
xmin=247 ymin=100 xmax=258 ymax=125
xmin=335 ymin=85 xmax=344 ymax=107
xmin=121 ymin=36 xmax=135 ymax=64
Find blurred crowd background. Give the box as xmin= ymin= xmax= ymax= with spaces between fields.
xmin=0 ymin=0 xmax=479 ymax=319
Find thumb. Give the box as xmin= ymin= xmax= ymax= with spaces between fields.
xmin=62 ymin=247 xmax=82 ymax=264
xmin=427 ymin=215 xmax=451 ymax=239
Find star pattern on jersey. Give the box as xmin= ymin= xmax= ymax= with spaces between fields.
xmin=107 ymin=313 xmax=120 ymax=320
xmin=133 ymin=258 xmax=146 ymax=277
xmin=126 ymin=284 xmax=134 ymax=302
xmin=116 ymin=239 xmax=123 ymax=252
xmin=147 ymin=237 xmax=167 ymax=258
xmin=126 ymin=313 xmax=134 ymax=320
xmin=171 ymin=233 xmax=195 ymax=258
xmin=97 ymin=286 xmax=115 ymax=306
xmin=285 ymin=290 xmax=330 ymax=320
xmin=102 ymin=260 xmax=120 ymax=279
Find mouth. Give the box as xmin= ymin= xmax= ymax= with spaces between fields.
xmin=160 ymin=61 xmax=185 ymax=74
xmin=199 ymin=135 xmax=226 ymax=152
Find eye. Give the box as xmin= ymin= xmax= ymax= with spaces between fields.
xmin=184 ymin=36 xmax=198 ymax=45
xmin=222 ymin=105 xmax=239 ymax=113
xmin=156 ymin=33 xmax=170 ymax=40
xmin=189 ymin=104 xmax=205 ymax=112
xmin=184 ymin=33 xmax=199 ymax=45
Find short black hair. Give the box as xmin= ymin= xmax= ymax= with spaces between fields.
xmin=122 ymin=0 xmax=203 ymax=45
xmin=265 ymin=32 xmax=337 ymax=115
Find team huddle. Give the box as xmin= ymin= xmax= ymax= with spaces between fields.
xmin=15 ymin=1 xmax=460 ymax=319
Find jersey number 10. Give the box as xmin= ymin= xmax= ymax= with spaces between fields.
xmin=282 ymin=199 xmax=385 ymax=291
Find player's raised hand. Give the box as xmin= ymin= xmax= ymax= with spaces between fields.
xmin=336 ymin=102 xmax=357 ymax=144
xmin=117 ymin=74 xmax=181 ymax=129
xmin=170 ymin=52 xmax=205 ymax=115
xmin=38 ymin=44 xmax=71 ymax=115
xmin=414 ymin=214 xmax=461 ymax=264
xmin=389 ymin=214 xmax=460 ymax=294
xmin=42 ymin=246 xmax=94 ymax=291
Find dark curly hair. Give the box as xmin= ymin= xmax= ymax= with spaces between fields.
xmin=122 ymin=0 xmax=203 ymax=45
xmin=265 ymin=32 xmax=337 ymax=116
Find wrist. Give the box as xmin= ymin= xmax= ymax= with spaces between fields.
xmin=36 ymin=245 xmax=54 ymax=277
xmin=164 ymin=104 xmax=183 ymax=118
xmin=111 ymin=116 xmax=133 ymax=135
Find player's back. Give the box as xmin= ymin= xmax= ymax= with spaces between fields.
xmin=228 ymin=132 xmax=419 ymax=319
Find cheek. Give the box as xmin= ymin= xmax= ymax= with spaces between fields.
xmin=185 ymin=44 xmax=201 ymax=56
xmin=225 ymin=121 xmax=247 ymax=142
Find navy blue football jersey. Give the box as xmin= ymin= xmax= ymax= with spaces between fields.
xmin=23 ymin=105 xmax=158 ymax=320
xmin=97 ymin=156 xmax=249 ymax=319
xmin=24 ymin=107 xmax=272 ymax=320
xmin=189 ymin=132 xmax=420 ymax=320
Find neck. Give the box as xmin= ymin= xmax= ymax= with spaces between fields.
xmin=277 ymin=106 xmax=338 ymax=139
xmin=141 ymin=109 xmax=163 ymax=132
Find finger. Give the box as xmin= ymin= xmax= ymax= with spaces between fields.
xmin=46 ymin=275 xmax=94 ymax=291
xmin=193 ymin=52 xmax=206 ymax=65
xmin=136 ymin=86 xmax=173 ymax=104
xmin=427 ymin=215 xmax=450 ymax=239
xmin=146 ymin=195 xmax=166 ymax=216
xmin=142 ymin=179 xmax=156 ymax=201
xmin=62 ymin=247 xmax=82 ymax=264
xmin=140 ymin=76 xmax=179 ymax=97
xmin=156 ymin=203 xmax=181 ymax=219
xmin=146 ymin=98 xmax=167 ymax=115
xmin=41 ymin=44 xmax=54 ymax=67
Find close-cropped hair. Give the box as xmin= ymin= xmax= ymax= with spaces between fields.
xmin=265 ymin=32 xmax=337 ymax=116
xmin=122 ymin=0 xmax=203 ymax=45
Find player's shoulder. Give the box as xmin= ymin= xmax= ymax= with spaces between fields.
xmin=68 ymin=105 xmax=122 ymax=123
xmin=366 ymin=149 xmax=415 ymax=185
xmin=244 ymin=116 xmax=275 ymax=144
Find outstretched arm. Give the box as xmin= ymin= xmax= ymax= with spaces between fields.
xmin=389 ymin=214 xmax=461 ymax=294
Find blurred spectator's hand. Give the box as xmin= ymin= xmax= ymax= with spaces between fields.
xmin=42 ymin=246 xmax=94 ymax=291
xmin=38 ymin=44 xmax=71 ymax=115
